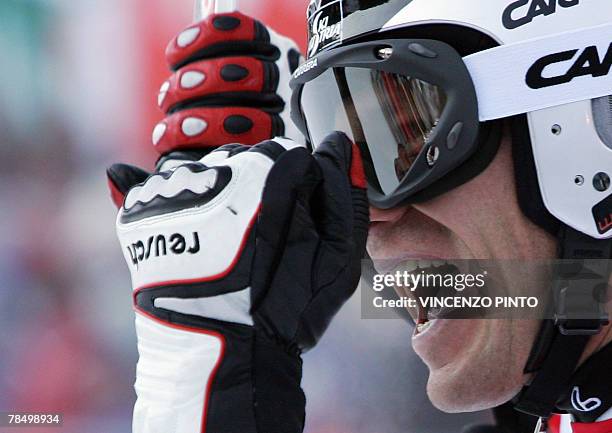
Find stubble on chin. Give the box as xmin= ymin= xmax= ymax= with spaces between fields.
xmin=422 ymin=319 xmax=536 ymax=413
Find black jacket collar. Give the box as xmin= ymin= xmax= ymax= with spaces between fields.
xmin=556 ymin=342 xmax=612 ymax=423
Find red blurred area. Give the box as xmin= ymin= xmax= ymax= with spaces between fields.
xmin=0 ymin=2 xmax=491 ymax=432
xmin=132 ymin=0 xmax=308 ymax=166
xmin=2 ymin=0 xmax=308 ymax=425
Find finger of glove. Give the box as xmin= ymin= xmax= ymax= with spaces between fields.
xmin=251 ymin=145 xmax=322 ymax=305
xmin=197 ymin=138 xmax=302 ymax=177
xmin=258 ymin=145 xmax=320 ymax=251
xmin=196 ymin=143 xmax=250 ymax=167
xmin=311 ymin=131 xmax=368 ymax=254
xmin=158 ymin=142 xmax=271 ymax=174
xmin=166 ymin=12 xmax=278 ymax=71
xmin=293 ymin=134 xmax=369 ymax=350
xmin=152 ymin=107 xmax=283 ymax=155
xmin=345 ymin=139 xmax=369 ymax=274
xmin=158 ymin=56 xmax=281 ymax=114
xmin=310 ymin=132 xmax=368 ymax=298
xmin=107 ymin=163 xmax=151 ymax=209
xmin=156 ymin=150 xmax=208 ymax=172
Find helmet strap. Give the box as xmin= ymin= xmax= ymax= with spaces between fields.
xmin=513 ymin=226 xmax=612 ymax=418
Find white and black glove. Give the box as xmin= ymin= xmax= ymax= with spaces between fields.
xmin=107 ymin=133 xmax=368 ymax=433
xmin=151 ymin=12 xmax=303 ymax=160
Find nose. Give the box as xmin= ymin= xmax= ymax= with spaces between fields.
xmin=369 ymin=205 xmax=408 ymax=223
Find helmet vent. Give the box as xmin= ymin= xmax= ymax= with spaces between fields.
xmin=593 ymin=95 xmax=612 ymax=150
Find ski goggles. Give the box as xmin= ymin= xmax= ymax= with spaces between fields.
xmin=290 ymin=38 xmax=481 ymax=209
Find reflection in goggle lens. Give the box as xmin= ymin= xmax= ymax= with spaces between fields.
xmin=300 ymin=67 xmax=447 ymax=195
xmin=371 ymin=71 xmax=446 ymax=182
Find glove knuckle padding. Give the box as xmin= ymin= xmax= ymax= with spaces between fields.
xmin=117 ymin=151 xmax=274 ymax=292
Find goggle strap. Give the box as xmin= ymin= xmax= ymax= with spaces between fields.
xmin=464 ymin=22 xmax=612 ymax=121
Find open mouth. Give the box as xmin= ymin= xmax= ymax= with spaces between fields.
xmin=389 ymin=260 xmax=473 ymax=334
xmin=415 ymin=304 xmax=434 ymax=334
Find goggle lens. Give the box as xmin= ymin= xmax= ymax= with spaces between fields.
xmin=300 ymin=67 xmax=446 ymax=195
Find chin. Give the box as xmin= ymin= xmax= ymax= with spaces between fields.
xmin=425 ymin=366 xmax=525 ymax=413
xmin=417 ymin=319 xmax=536 ymax=413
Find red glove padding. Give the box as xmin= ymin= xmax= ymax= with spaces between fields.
xmin=158 ymin=57 xmax=275 ymax=113
xmin=152 ymin=12 xmax=301 ymax=157
xmin=153 ymin=107 xmax=278 ymax=155
xmin=165 ymin=13 xmax=275 ymax=70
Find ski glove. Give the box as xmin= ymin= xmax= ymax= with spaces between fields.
xmin=109 ymin=133 xmax=368 ymax=433
xmin=152 ymin=12 xmax=303 ymax=156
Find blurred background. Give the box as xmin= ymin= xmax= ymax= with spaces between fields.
xmin=0 ymin=0 xmax=490 ymax=432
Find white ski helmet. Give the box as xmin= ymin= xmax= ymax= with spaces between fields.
xmin=291 ymin=0 xmax=612 ymax=420
xmin=293 ymin=0 xmax=612 ymax=239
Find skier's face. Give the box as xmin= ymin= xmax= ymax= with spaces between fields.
xmin=366 ymin=128 xmax=558 ymax=412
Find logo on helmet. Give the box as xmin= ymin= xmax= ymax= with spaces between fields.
xmin=502 ymin=0 xmax=580 ymax=30
xmin=526 ymin=42 xmax=612 ymax=89
xmin=307 ymin=0 xmax=343 ymax=58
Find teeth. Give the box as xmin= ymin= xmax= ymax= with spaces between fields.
xmin=391 ymin=260 xmax=418 ymax=273
xmin=416 ymin=321 xmax=432 ymax=334
xmin=403 ymin=261 xmax=419 ymax=272
xmin=389 ymin=259 xmax=450 ymax=274
xmin=418 ymin=260 xmax=431 ymax=269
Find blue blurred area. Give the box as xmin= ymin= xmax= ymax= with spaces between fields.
xmin=0 ymin=2 xmax=142 ymax=432
xmin=0 ymin=1 xmax=490 ymax=432
xmin=0 ymin=0 xmax=48 ymax=131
